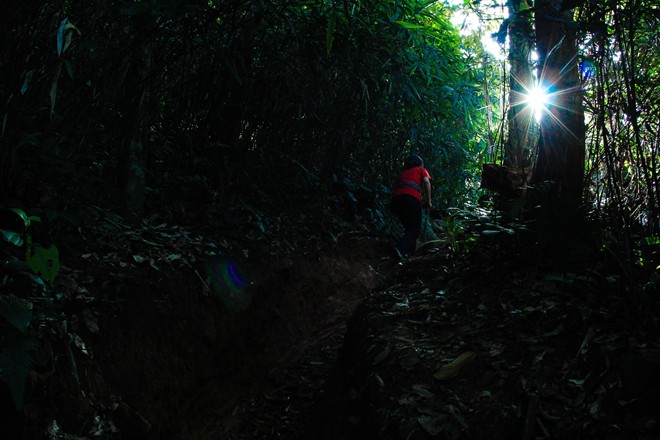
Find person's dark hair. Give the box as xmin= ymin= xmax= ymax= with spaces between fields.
xmin=404 ymin=155 xmax=424 ymax=169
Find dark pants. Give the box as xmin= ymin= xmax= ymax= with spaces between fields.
xmin=390 ymin=194 xmax=422 ymax=254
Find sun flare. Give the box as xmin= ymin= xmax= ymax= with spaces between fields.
xmin=524 ymin=85 xmax=549 ymax=120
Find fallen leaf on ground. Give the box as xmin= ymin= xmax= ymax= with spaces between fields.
xmin=433 ymin=351 xmax=476 ymax=381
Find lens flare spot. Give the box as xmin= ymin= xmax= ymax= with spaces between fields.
xmin=228 ymin=262 xmax=246 ymax=288
xmin=580 ymin=59 xmax=597 ymax=80
xmin=206 ymin=255 xmax=252 ymax=311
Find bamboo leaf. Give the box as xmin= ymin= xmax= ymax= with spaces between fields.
xmin=394 ymin=20 xmax=424 ymax=29
xmin=56 ymin=18 xmax=69 ymax=56
xmin=326 ymin=12 xmax=337 ymax=55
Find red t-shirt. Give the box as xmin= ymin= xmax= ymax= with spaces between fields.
xmin=393 ymin=166 xmax=431 ymax=201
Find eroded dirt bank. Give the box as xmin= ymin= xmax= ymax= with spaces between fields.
xmin=164 ymin=236 xmax=392 ymax=439
xmin=4 ymin=212 xmax=393 ymax=439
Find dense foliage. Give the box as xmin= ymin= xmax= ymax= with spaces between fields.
xmin=578 ymin=0 xmax=660 ymax=248
xmin=0 ymin=0 xmax=489 ymax=221
xmin=0 ymin=0 xmax=489 ymax=422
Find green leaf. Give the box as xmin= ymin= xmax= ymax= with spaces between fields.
xmin=27 ymin=245 xmax=60 ymax=286
xmin=1 ymin=229 xmax=23 ymax=247
xmin=645 ymin=236 xmax=660 ymax=246
xmin=9 ymin=208 xmax=28 ymax=226
xmin=0 ymin=334 xmax=37 ymax=409
xmin=394 ymin=20 xmax=424 ymax=29
xmin=7 ymin=209 xmax=40 ymax=229
xmin=0 ymin=297 xmax=32 ymax=333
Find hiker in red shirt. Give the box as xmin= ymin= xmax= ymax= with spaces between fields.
xmin=390 ymin=155 xmax=432 ymax=257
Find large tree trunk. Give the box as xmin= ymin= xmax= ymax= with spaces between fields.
xmin=533 ymin=0 xmax=585 ymax=200
xmin=506 ymin=0 xmax=535 ymax=173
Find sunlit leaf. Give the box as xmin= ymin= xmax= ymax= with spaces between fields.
xmin=9 ymin=208 xmax=29 ymax=225
xmin=394 ymin=20 xmax=424 ymax=29
xmin=1 ymin=229 xmax=23 ymax=247
xmin=645 ymin=236 xmax=659 ymax=246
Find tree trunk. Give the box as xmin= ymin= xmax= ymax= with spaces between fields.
xmin=532 ymin=0 xmax=585 ymax=200
xmin=506 ymin=0 xmax=535 ymax=173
